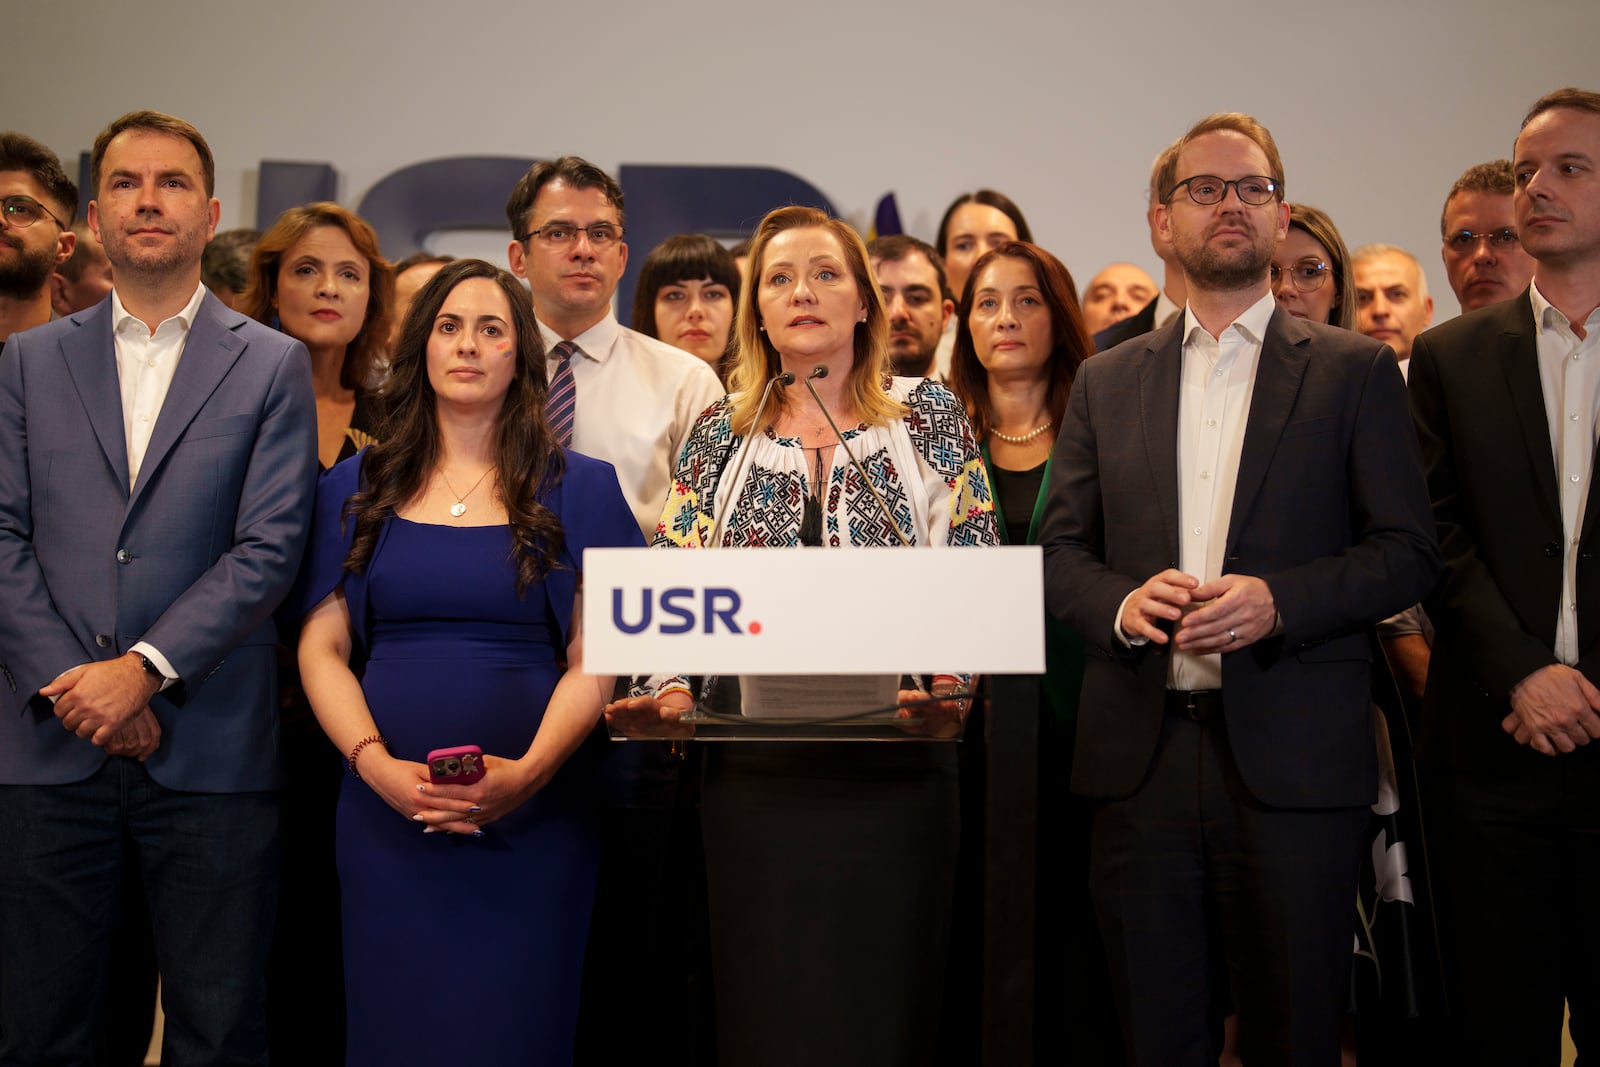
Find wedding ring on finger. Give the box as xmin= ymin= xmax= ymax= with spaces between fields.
xmin=1227 ymin=628 xmax=1238 ymax=643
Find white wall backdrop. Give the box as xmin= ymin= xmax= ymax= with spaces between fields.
xmin=10 ymin=0 xmax=1598 ymax=319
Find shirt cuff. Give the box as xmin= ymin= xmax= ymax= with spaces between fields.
xmin=129 ymin=642 xmax=179 ymax=692
xmin=1114 ymin=591 xmax=1149 ymax=648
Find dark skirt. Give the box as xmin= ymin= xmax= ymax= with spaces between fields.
xmin=700 ymin=742 xmax=960 ymax=1067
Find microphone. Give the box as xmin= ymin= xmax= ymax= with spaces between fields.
xmin=802 ymin=364 xmax=912 ymax=547
xmin=707 ymin=368 xmax=793 ymax=546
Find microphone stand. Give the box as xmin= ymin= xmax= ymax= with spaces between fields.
xmin=802 ymin=364 xmax=911 ymax=548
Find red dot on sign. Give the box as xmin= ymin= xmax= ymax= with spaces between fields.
xmin=748 ymin=621 xmax=762 ymax=634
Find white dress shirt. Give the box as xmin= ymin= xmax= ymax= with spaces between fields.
xmin=539 ymin=312 xmax=723 ymax=539
xmin=104 ymin=282 xmax=208 ymax=686
xmin=1530 ymin=283 xmax=1600 ymax=666
xmin=1115 ymin=291 xmax=1274 ymax=691
xmin=1153 ymin=289 xmax=1183 ymax=332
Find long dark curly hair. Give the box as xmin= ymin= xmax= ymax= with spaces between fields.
xmin=342 ymin=258 xmax=565 ymax=595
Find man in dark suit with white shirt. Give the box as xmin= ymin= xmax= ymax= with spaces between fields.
xmin=0 ymin=110 xmax=317 ymax=1066
xmin=1409 ymin=86 xmax=1600 ymax=1065
xmin=1042 ymin=111 xmax=1439 ymax=1065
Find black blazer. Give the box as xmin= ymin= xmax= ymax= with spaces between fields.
xmin=1092 ymin=296 xmax=1159 ymax=353
xmin=1042 ymin=308 xmax=1440 ymax=808
xmin=1409 ymin=291 xmax=1600 ymax=771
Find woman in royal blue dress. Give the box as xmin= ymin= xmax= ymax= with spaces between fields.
xmin=296 ymin=259 xmax=641 ymax=1065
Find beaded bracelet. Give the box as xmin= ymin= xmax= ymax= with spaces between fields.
xmin=347 ymin=734 xmax=389 ymax=779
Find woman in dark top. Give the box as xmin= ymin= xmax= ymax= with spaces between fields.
xmin=631 ymin=232 xmax=741 ymax=385
xmin=949 ymin=240 xmax=1121 ymax=1064
xmin=243 ymin=202 xmax=394 ymax=1064
xmin=244 ymin=202 xmax=394 ymax=469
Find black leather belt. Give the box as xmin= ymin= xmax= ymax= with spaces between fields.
xmin=1165 ymin=689 xmax=1222 ymax=722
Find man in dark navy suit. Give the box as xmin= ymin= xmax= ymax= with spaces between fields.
xmin=1043 ymin=111 xmax=1439 ymax=1065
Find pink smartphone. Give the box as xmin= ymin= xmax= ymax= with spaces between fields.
xmin=427 ymin=745 xmax=485 ymax=785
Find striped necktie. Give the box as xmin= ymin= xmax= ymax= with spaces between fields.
xmin=547 ymin=341 xmax=578 ymax=448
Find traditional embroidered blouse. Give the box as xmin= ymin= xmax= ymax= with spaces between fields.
xmin=655 ymin=377 xmax=997 ymax=550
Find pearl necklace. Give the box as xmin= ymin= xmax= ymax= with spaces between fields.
xmin=991 ymin=419 xmax=1052 ymax=444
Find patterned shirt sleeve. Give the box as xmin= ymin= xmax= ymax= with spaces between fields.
xmin=903 ymin=379 xmax=1000 ymax=547
xmin=653 ymin=396 xmax=737 ymax=549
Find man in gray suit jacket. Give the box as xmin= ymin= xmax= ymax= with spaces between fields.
xmin=0 ymin=111 xmax=316 ymax=1066
xmin=1042 ymin=112 xmax=1439 ymax=1065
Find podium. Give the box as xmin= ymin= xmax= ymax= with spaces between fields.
xmin=583 ymin=546 xmax=1046 ymax=740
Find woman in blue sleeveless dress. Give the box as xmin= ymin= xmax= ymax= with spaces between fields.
xmin=296 ymin=260 xmax=641 ymax=1066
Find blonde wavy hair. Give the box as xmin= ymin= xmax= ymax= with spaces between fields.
xmin=728 ymin=206 xmax=903 ymax=436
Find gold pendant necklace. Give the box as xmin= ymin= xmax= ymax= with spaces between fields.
xmin=438 ymin=465 xmax=493 ymax=517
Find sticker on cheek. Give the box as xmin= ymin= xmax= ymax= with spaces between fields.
xmin=495 ymin=340 xmax=514 ymax=356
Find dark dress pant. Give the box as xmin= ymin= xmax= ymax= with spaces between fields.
xmin=1090 ymin=705 xmax=1368 ymax=1067
xmin=0 ymin=757 xmax=279 ymax=1067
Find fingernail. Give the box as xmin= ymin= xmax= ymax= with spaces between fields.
xmin=468 ymin=806 xmax=482 ymax=813
xmin=472 ymin=830 xmax=485 ymax=838
xmin=412 ymin=813 xmax=424 ymax=821
xmin=422 ymin=827 xmax=436 ymax=834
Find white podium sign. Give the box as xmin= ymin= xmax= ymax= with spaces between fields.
xmin=582 ymin=546 xmax=1045 ymax=676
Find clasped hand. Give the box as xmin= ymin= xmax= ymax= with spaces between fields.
xmin=362 ymin=752 xmax=540 ymax=835
xmin=42 ymin=657 xmax=163 ymax=758
xmin=1504 ymin=663 xmax=1600 ymax=756
xmin=1121 ymin=570 xmax=1276 ymax=653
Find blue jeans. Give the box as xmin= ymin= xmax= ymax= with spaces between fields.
xmin=0 ymin=757 xmax=279 ymax=1067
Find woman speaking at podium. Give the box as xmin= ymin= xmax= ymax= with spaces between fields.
xmin=607 ymin=205 xmax=999 ymax=1066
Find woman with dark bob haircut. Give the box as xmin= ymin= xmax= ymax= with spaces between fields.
xmin=294 ymin=259 xmax=642 ymax=1066
xmin=949 ymin=241 xmax=1123 ymax=1063
xmin=630 ymin=232 xmax=741 ymax=383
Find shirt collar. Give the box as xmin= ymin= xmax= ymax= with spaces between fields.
xmin=110 ymin=282 xmax=207 ymax=337
xmin=1182 ymin=289 xmax=1276 ymax=347
xmin=537 ymin=310 xmax=619 ymax=364
xmin=1528 ymin=280 xmax=1600 ymax=335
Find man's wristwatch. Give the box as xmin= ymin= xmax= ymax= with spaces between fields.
xmin=132 ymin=652 xmax=165 ymax=683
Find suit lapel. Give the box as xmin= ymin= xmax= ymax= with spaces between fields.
xmin=129 ymin=294 xmax=246 ymax=506
xmin=1138 ymin=320 xmax=1183 ymax=566
xmin=58 ymin=301 xmax=132 ymax=493
xmin=1496 ymin=299 xmax=1563 ymax=534
xmin=1227 ymin=309 xmax=1310 ymax=551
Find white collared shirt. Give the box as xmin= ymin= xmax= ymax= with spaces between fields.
xmin=111 ymin=282 xmax=206 ymax=489
xmin=1169 ymin=292 xmax=1274 ymax=689
xmin=538 ymin=312 xmax=723 ymax=539
xmin=1530 ymin=283 xmax=1600 ymax=666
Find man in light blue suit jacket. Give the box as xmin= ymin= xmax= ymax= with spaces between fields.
xmin=0 ymin=111 xmax=316 ymax=1066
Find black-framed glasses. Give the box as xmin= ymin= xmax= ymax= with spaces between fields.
xmin=2 ymin=195 xmax=66 ymax=231
xmin=1269 ymin=258 xmax=1331 ymax=293
xmin=520 ymin=222 xmax=624 ymax=249
xmin=1443 ymin=228 xmax=1520 ymax=255
xmin=1166 ymin=175 xmax=1280 ymax=207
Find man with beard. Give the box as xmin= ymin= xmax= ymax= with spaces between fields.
xmin=1041 ymin=111 xmax=1439 ymax=1065
xmin=0 ymin=110 xmax=316 ymax=1065
xmin=868 ymin=234 xmax=952 ymax=378
xmin=0 ymin=132 xmax=77 ymax=342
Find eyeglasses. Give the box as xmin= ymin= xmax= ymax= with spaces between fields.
xmin=1166 ymin=175 xmax=1280 ymax=207
xmin=2 ymin=195 xmax=66 ymax=231
xmin=520 ymin=222 xmax=624 ymax=250
xmin=1269 ymin=258 xmax=1331 ymax=293
xmin=1443 ymin=228 xmax=1520 ymax=255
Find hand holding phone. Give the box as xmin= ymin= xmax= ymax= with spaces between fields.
xmin=427 ymin=745 xmax=485 ymax=786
